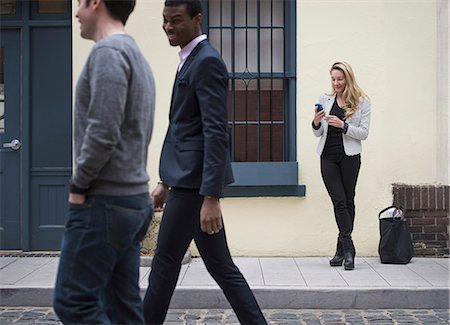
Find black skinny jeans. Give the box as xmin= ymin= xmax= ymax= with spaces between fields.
xmin=321 ymin=153 xmax=361 ymax=254
xmin=143 ymin=188 xmax=267 ymax=325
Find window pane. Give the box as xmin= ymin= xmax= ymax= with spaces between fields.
xmin=260 ymin=28 xmax=284 ymax=72
xmin=209 ymin=0 xmax=231 ymax=26
xmin=235 ymin=0 xmax=257 ymax=26
xmin=0 ymin=0 xmax=16 ymax=14
xmin=234 ymin=28 xmax=257 ymax=72
xmin=234 ymin=124 xmax=256 ymax=162
xmin=261 ymin=124 xmax=284 ymax=161
xmin=0 ymin=48 xmax=4 ymax=133
xmin=38 ymin=0 xmax=67 ymax=13
xmin=231 ymin=124 xmax=284 ymax=162
xmin=209 ymin=28 xmax=232 ymax=70
xmin=260 ymin=0 xmax=283 ymax=27
xmin=259 ymin=79 xmax=284 ymax=122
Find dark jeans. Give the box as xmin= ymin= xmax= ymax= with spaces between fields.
xmin=143 ymin=188 xmax=267 ymax=325
xmin=321 ymin=153 xmax=361 ymax=254
xmin=53 ymin=193 xmax=152 ymax=325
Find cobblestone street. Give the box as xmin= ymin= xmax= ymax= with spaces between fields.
xmin=0 ymin=307 xmax=449 ymax=324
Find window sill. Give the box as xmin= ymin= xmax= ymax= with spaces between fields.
xmin=224 ymin=162 xmax=306 ymax=197
xmin=224 ymin=185 xmax=305 ymax=197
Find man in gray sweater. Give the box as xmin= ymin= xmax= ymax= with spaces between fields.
xmin=53 ymin=0 xmax=155 ymax=323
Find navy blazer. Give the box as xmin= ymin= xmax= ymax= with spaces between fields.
xmin=159 ymin=40 xmax=234 ymax=198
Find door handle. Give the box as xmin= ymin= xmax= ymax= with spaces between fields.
xmin=2 ymin=139 xmax=21 ymax=151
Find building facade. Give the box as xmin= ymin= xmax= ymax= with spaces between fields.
xmin=1 ymin=0 xmax=448 ymax=256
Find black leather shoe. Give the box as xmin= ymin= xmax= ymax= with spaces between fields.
xmin=329 ymin=254 xmax=344 ymax=267
xmin=344 ymin=252 xmax=355 ymax=270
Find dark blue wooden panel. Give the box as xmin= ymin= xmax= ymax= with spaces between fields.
xmin=30 ymin=168 xmax=70 ymax=250
xmin=29 ymin=25 xmax=72 ymax=250
xmin=0 ymin=29 xmax=22 ymax=249
xmin=30 ymin=26 xmax=72 ymax=168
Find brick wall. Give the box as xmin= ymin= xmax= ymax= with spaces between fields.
xmin=393 ymin=184 xmax=449 ymax=257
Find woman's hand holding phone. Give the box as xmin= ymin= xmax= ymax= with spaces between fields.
xmin=313 ymin=103 xmax=325 ymax=127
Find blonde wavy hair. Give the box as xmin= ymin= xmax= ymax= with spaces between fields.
xmin=329 ymin=62 xmax=368 ymax=120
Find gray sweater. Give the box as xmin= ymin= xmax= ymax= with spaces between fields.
xmin=71 ymin=34 xmax=155 ymax=196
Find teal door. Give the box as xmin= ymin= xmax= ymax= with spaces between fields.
xmin=0 ymin=29 xmax=21 ymax=249
xmin=0 ymin=0 xmax=72 ymax=250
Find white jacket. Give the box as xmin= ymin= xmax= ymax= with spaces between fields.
xmin=312 ymin=94 xmax=371 ymax=156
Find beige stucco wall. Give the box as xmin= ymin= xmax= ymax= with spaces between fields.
xmin=72 ymin=0 xmax=445 ymax=257
xmin=437 ymin=0 xmax=449 ymax=185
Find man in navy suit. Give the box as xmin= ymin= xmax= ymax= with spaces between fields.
xmin=143 ymin=1 xmax=267 ymax=324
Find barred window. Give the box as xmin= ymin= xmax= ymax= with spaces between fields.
xmin=204 ymin=0 xmax=303 ymax=197
xmin=206 ymin=0 xmax=294 ymax=162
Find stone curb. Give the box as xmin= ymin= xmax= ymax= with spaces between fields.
xmin=2 ymin=287 xmax=448 ymax=309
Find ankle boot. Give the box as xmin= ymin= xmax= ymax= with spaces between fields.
xmin=330 ymin=239 xmax=344 ymax=266
xmin=329 ymin=253 xmax=344 ymax=266
xmin=344 ymin=252 xmax=355 ymax=270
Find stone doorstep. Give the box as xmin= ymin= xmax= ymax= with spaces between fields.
xmin=0 ymin=251 xmax=192 ymax=267
xmin=140 ymin=251 xmax=192 ymax=267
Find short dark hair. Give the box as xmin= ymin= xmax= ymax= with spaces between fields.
xmin=103 ymin=0 xmax=136 ymax=25
xmin=164 ymin=0 xmax=202 ymax=18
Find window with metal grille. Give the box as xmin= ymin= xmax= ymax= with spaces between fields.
xmin=203 ymin=0 xmax=305 ymax=196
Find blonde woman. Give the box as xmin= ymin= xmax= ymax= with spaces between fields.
xmin=312 ymin=62 xmax=371 ymax=270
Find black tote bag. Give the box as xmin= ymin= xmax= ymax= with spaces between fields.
xmin=378 ymin=206 xmax=414 ymax=264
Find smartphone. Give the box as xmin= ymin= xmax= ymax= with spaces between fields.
xmin=315 ymin=103 xmax=323 ymax=112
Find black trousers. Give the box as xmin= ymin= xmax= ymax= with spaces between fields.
xmin=320 ymin=153 xmax=361 ymax=254
xmin=143 ymin=188 xmax=267 ymax=325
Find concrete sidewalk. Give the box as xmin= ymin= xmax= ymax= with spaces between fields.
xmin=0 ymin=255 xmax=449 ymax=309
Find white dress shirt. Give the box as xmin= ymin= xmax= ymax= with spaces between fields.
xmin=178 ymin=34 xmax=207 ymax=71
